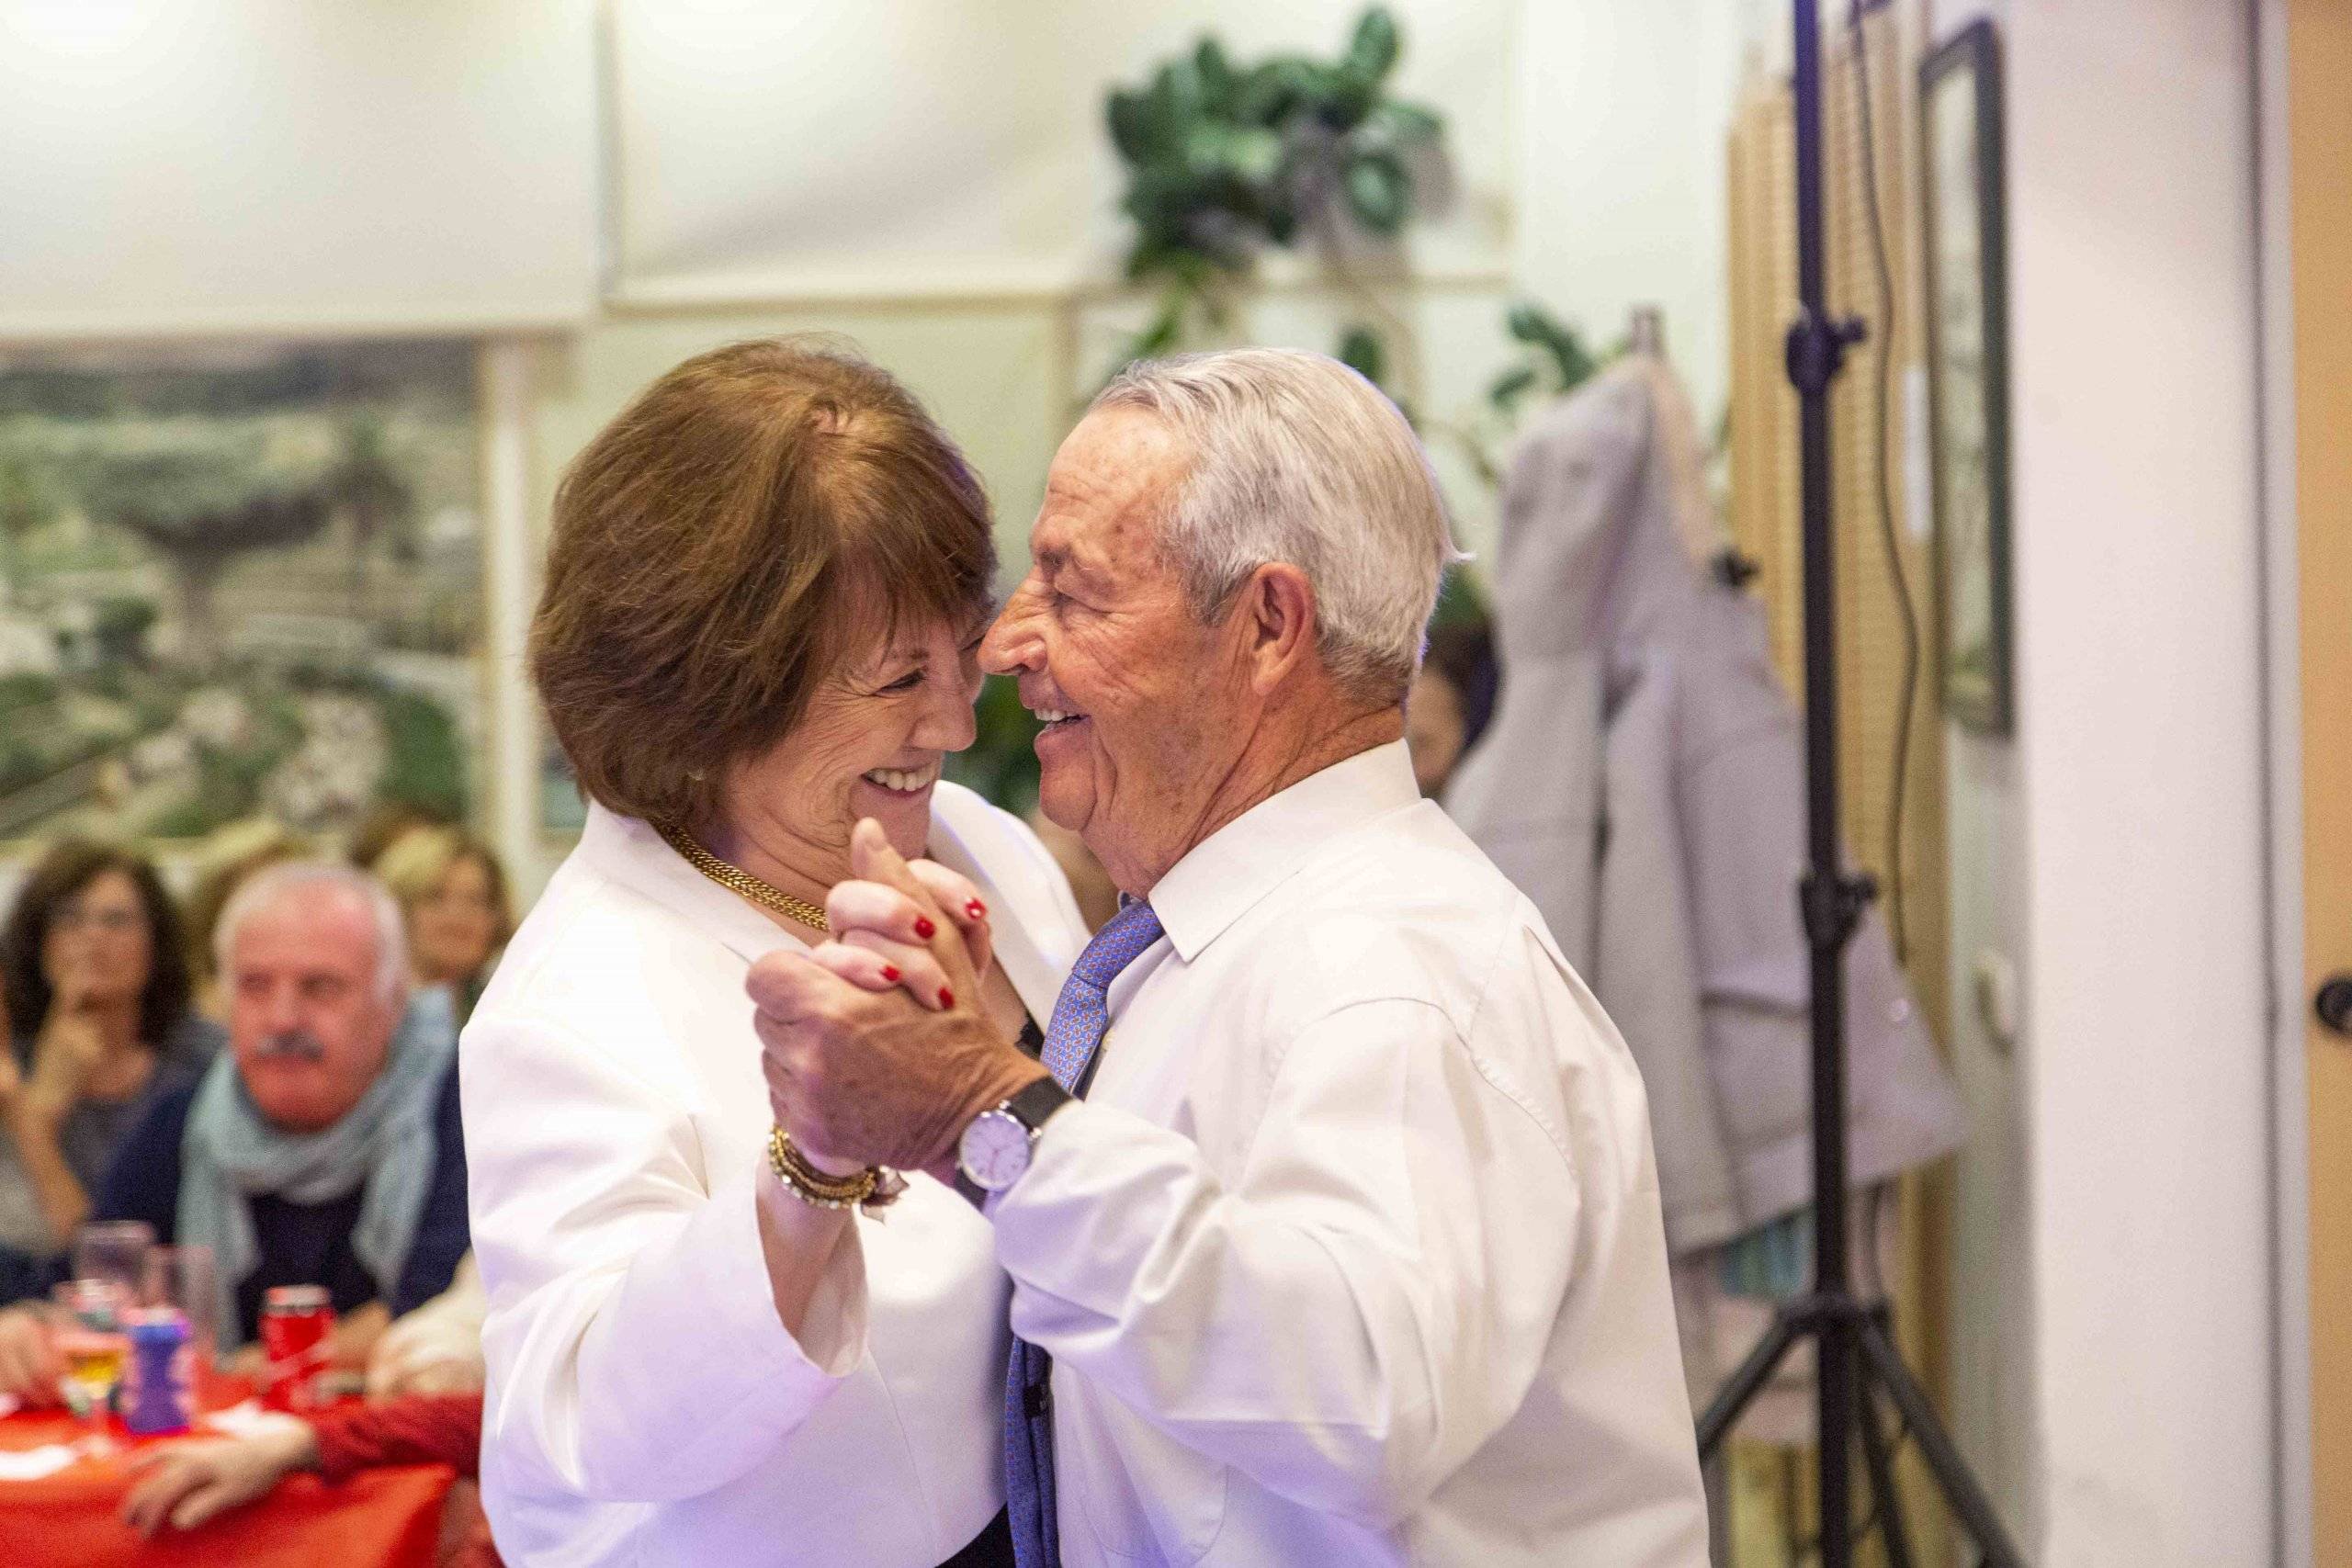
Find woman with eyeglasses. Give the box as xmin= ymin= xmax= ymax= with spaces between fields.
xmin=0 ymin=840 xmax=222 ymax=1302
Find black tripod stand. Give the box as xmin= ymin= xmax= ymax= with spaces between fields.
xmin=1690 ymin=6 xmax=2025 ymax=1567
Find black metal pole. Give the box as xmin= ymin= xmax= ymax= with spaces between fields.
xmin=1790 ymin=2 xmax=1856 ymax=1563
xmin=1693 ymin=10 xmax=2029 ymax=1567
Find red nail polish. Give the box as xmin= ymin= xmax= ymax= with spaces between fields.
xmin=937 ymin=987 xmax=955 ymax=1009
xmin=880 ymin=965 xmax=900 ymax=984
xmin=966 ymin=898 xmax=987 ymax=920
xmin=915 ymin=917 xmax=937 ymax=939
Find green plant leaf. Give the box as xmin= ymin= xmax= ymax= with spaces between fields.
xmin=1184 ymin=122 xmax=1283 ymax=186
xmin=1194 ymin=38 xmax=1237 ymax=111
xmin=1349 ymin=8 xmax=1401 ymax=85
xmin=1136 ymin=308 xmax=1186 ymax=360
xmin=1488 ymin=365 xmax=1539 ymax=408
xmin=1336 ymin=325 xmax=1387 ymax=386
xmin=1343 ymin=149 xmax=1409 ymax=233
xmin=1102 ymin=15 xmax=1453 ymax=373
xmin=1430 ymin=568 xmax=1490 ymax=628
xmin=1503 ymin=302 xmax=1598 ymax=389
xmin=1107 ymin=89 xmax=1155 ymax=163
xmin=1237 ymin=59 xmax=1306 ymax=123
xmin=1144 ymin=61 xmax=1202 ymax=147
xmin=1505 ymin=303 xmax=1550 ymax=344
xmin=1320 ymin=65 xmax=1378 ymax=130
xmin=1264 ymin=199 xmax=1299 ymax=245
xmin=1368 ymin=99 xmax=1442 ymax=147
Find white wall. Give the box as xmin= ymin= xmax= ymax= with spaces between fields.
xmin=0 ymin=0 xmax=598 ymax=336
xmin=1513 ymin=0 xmax=1745 ymax=427
xmin=1936 ymin=1 xmax=2273 ymax=1562
xmin=612 ymin=0 xmax=1516 ymax=301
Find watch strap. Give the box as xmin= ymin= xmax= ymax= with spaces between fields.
xmin=1003 ymin=1073 xmax=1073 ymax=1134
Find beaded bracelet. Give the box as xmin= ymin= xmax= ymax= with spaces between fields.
xmin=767 ymin=1126 xmax=905 ymax=1213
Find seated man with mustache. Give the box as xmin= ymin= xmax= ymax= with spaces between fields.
xmin=0 ymin=861 xmax=469 ymax=1396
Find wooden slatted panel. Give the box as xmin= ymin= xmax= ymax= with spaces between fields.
xmin=2288 ymin=0 xmax=2352 ymax=1555
xmin=1727 ymin=14 xmax=1950 ymax=1036
xmin=1726 ymin=78 xmax=1804 ymax=692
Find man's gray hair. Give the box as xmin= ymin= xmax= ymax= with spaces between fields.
xmin=1093 ymin=347 xmax=1464 ymax=701
xmin=213 ymin=860 xmax=411 ymax=1007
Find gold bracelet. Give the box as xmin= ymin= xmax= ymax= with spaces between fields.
xmin=766 ymin=1126 xmax=903 ymax=1213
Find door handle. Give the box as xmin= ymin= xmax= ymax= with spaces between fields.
xmin=2319 ymin=975 xmax=2352 ymax=1038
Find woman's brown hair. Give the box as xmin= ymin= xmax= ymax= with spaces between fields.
xmin=0 ymin=839 xmax=192 ymax=1050
xmin=532 ymin=337 xmax=995 ymax=829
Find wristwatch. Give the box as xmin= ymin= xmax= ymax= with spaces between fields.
xmin=957 ymin=1076 xmax=1072 ymax=1193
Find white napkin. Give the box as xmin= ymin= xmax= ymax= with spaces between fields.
xmin=201 ymin=1400 xmax=307 ymax=1441
xmin=0 ymin=1444 xmax=78 ymax=1481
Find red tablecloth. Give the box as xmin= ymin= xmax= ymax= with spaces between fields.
xmin=0 ymin=1403 xmax=454 ymax=1567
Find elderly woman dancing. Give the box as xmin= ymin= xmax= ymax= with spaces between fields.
xmin=462 ymin=339 xmax=1088 ymax=1568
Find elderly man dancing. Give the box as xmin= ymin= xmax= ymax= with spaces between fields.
xmin=751 ymin=348 xmax=1708 ymax=1567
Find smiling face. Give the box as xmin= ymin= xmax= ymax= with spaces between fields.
xmin=719 ymin=610 xmax=987 ymax=874
xmin=226 ymin=886 xmax=399 ymax=1134
xmin=981 ymin=407 xmax=1256 ymax=892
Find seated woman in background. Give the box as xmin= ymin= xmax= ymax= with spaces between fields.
xmin=368 ymin=825 xmax=511 ymax=1024
xmin=0 ymin=840 xmax=220 ymax=1301
xmin=121 ymin=1388 xmax=499 ymax=1564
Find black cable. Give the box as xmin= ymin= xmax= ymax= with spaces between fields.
xmin=1848 ymin=0 xmax=1922 ymax=964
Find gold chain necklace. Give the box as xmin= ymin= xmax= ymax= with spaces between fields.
xmin=654 ymin=821 xmax=829 ymax=932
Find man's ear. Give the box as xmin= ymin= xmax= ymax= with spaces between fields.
xmin=1238 ymin=562 xmax=1318 ymax=695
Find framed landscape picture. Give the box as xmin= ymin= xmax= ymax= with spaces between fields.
xmin=0 ymin=339 xmax=484 ymax=850
xmin=1921 ymin=18 xmax=2014 ymax=735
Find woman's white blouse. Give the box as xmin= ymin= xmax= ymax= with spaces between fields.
xmin=462 ymin=787 xmax=1088 ymax=1568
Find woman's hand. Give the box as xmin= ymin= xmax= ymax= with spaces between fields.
xmin=24 ymin=987 xmax=105 ymax=1123
xmin=751 ymin=823 xmax=1042 ymax=1180
xmin=0 ymin=1307 xmax=62 ymax=1406
xmin=120 ymin=1420 xmax=320 ymax=1536
xmin=808 ymin=844 xmax=994 ymax=1013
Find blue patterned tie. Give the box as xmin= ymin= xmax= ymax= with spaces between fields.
xmin=1005 ymin=898 xmax=1165 ymax=1567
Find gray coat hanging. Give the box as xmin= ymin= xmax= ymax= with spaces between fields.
xmin=1446 ymin=360 xmax=1965 ymax=1255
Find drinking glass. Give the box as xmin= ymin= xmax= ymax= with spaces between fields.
xmin=142 ymin=1245 xmax=219 ymax=1386
xmin=51 ymin=1280 xmax=129 ymax=1450
xmin=72 ymin=1220 xmax=153 ymax=1303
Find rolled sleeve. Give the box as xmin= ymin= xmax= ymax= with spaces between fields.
xmin=466 ymin=1010 xmax=865 ymax=1505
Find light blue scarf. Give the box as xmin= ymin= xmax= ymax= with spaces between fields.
xmin=176 ymin=987 xmax=455 ymax=1355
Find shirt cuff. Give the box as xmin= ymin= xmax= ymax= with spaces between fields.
xmin=986 ymin=1100 xmax=1162 ymax=1318
xmin=588 ymin=1153 xmax=869 ymax=1446
xmin=747 ymin=1162 xmax=866 ymax=1379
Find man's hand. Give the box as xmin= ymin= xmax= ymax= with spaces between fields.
xmin=0 ymin=1307 xmax=62 ymax=1406
xmin=120 ymin=1420 xmax=319 ymax=1536
xmin=749 ymin=820 xmax=1045 ymax=1179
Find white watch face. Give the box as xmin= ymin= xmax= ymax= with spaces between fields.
xmin=958 ymin=1108 xmax=1034 ymax=1192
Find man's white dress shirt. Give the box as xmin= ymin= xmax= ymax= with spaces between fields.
xmin=991 ymin=740 xmax=1709 ymax=1566
xmin=462 ymin=789 xmax=1088 ymax=1567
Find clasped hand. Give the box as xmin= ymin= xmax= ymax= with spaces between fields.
xmin=748 ymin=820 xmax=1046 ymax=1182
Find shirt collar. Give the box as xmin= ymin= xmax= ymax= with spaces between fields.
xmin=574 ymin=800 xmax=813 ymax=966
xmin=1148 ymin=739 xmax=1421 ymax=964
